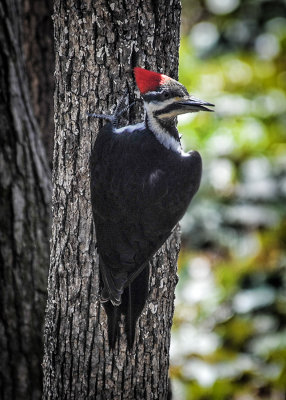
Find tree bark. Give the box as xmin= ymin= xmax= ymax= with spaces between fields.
xmin=0 ymin=1 xmax=51 ymax=399
xmin=43 ymin=0 xmax=181 ymax=398
xmin=23 ymin=0 xmax=55 ymax=164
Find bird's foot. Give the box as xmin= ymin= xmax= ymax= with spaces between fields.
xmin=88 ymin=89 xmax=134 ymax=128
xmin=87 ymin=112 xmax=114 ymax=121
xmin=100 ymin=289 xmax=121 ymax=306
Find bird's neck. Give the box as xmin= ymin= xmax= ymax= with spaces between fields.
xmin=144 ymin=108 xmax=181 ymax=153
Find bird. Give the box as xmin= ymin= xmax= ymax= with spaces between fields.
xmin=89 ymin=67 xmax=214 ymax=349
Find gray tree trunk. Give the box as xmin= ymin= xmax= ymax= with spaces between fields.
xmin=23 ymin=0 xmax=55 ymax=164
xmin=0 ymin=0 xmax=51 ymax=398
xmin=43 ymin=1 xmax=181 ymax=398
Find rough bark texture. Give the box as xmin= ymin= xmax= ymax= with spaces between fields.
xmin=0 ymin=0 xmax=51 ymax=399
xmin=43 ymin=0 xmax=181 ymax=398
xmin=23 ymin=0 xmax=55 ymax=164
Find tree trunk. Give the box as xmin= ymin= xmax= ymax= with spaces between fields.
xmin=0 ymin=0 xmax=51 ymax=399
xmin=43 ymin=1 xmax=181 ymax=398
xmin=23 ymin=0 xmax=55 ymax=164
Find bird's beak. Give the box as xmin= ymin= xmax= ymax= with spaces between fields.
xmin=177 ymin=96 xmax=215 ymax=113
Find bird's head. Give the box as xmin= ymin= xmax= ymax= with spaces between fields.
xmin=134 ymin=67 xmax=214 ymax=120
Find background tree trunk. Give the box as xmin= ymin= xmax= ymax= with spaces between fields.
xmin=0 ymin=0 xmax=51 ymax=398
xmin=43 ymin=0 xmax=181 ymax=398
xmin=23 ymin=0 xmax=55 ymax=164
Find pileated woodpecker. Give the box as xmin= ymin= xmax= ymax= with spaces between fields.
xmin=90 ymin=67 xmax=214 ymax=348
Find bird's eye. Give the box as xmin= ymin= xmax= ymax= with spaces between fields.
xmin=163 ymin=92 xmax=170 ymax=99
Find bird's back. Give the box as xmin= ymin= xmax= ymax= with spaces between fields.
xmin=90 ymin=122 xmax=201 ymax=295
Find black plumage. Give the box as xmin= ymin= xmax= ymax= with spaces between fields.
xmin=90 ymin=121 xmax=202 ymax=348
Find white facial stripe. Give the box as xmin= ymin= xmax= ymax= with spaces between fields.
xmin=157 ymin=110 xmax=179 ymax=119
xmin=144 ymin=97 xmax=182 ymax=113
xmin=144 ymin=91 xmax=160 ymax=97
xmin=145 ymin=105 xmax=181 ymax=153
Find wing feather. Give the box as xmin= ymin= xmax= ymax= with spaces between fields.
xmin=90 ymin=123 xmax=202 ymax=347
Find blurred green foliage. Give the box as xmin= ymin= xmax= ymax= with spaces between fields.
xmin=171 ymin=0 xmax=286 ymax=399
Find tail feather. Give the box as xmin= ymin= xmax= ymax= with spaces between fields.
xmin=122 ymin=266 xmax=150 ymax=349
xmin=102 ymin=301 xmax=120 ymax=348
xmin=99 ymin=255 xmax=127 ymax=305
xmin=102 ymin=265 xmax=150 ymax=349
xmin=126 ymin=284 xmax=134 ymax=348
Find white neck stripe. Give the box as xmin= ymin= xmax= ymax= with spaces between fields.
xmin=144 ymin=103 xmax=181 ymax=153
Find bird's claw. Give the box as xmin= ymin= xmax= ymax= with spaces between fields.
xmin=88 ymin=89 xmax=135 ymax=128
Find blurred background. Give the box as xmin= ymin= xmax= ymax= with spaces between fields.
xmin=170 ymin=0 xmax=286 ymax=399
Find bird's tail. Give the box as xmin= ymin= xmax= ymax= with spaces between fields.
xmin=122 ymin=265 xmax=150 ymax=348
xmin=102 ymin=301 xmax=120 ymax=349
xmin=102 ymin=265 xmax=150 ymax=349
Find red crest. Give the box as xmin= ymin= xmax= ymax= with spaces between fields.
xmin=134 ymin=67 xmax=171 ymax=94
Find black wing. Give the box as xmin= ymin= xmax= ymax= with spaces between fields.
xmin=90 ymin=123 xmax=202 ymax=346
